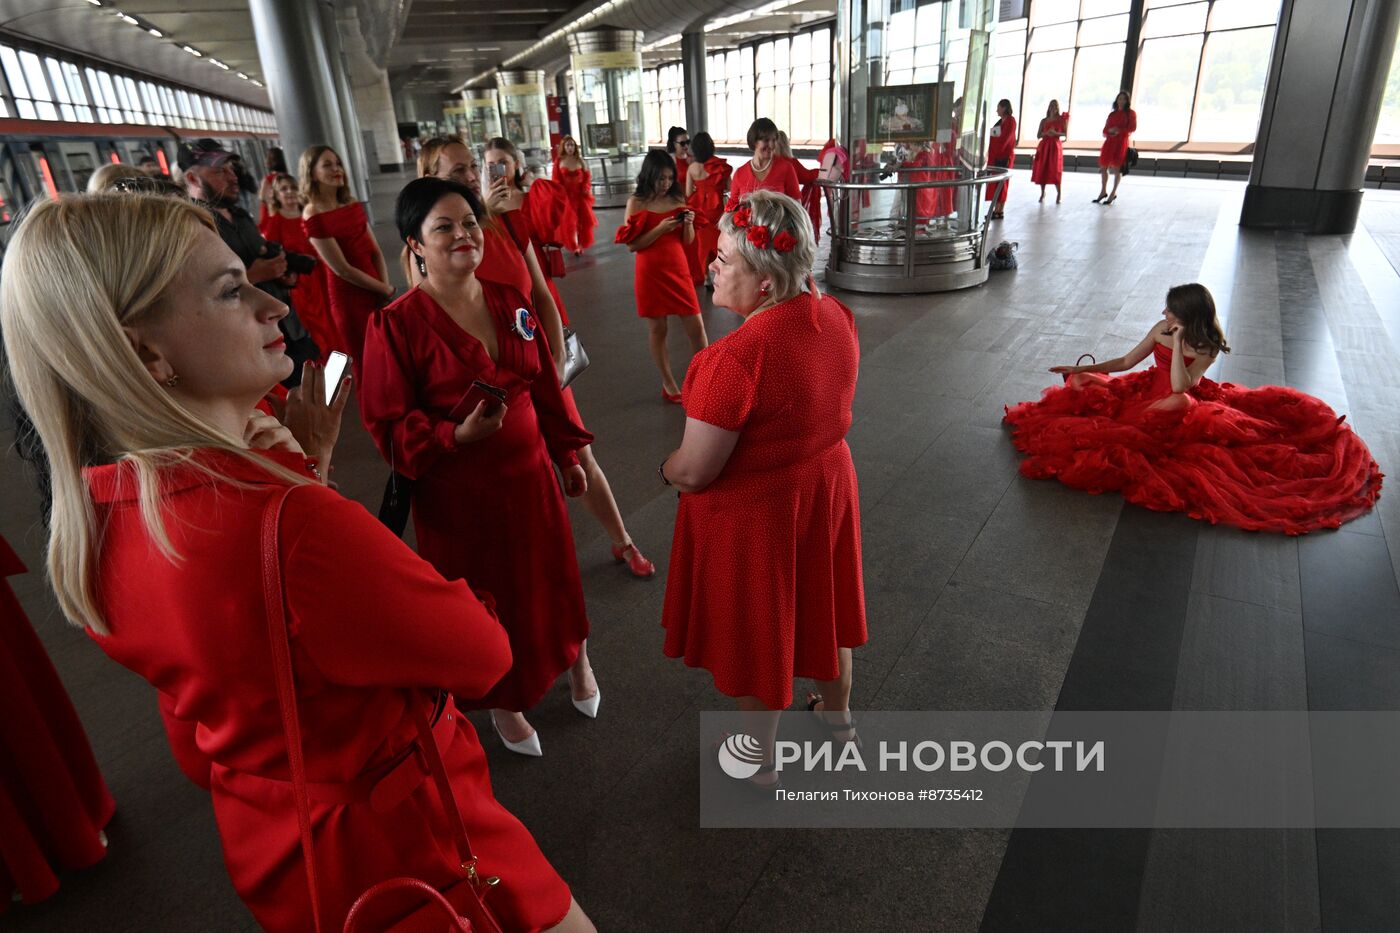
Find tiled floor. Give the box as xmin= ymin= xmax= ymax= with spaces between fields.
xmin=4 ymin=170 xmax=1398 ymax=931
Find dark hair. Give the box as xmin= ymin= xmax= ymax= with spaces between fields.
xmin=666 ymin=126 xmax=689 ymax=154
xmin=1114 ymin=90 xmax=1131 ymax=112
xmin=266 ymin=146 xmax=288 ymax=174
xmin=634 ymin=150 xmax=682 ymax=200
xmin=747 ymin=117 xmax=780 ymax=151
xmin=997 ymin=98 xmax=1013 ymax=116
xmin=1166 ymin=283 xmax=1229 ymax=356
xmin=396 ymin=176 xmax=485 ymax=251
xmin=691 ymin=132 xmax=716 ymax=163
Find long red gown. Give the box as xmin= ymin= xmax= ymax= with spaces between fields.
xmin=725 ymin=158 xmax=801 ymax=212
xmin=687 ymin=158 xmax=732 ymax=284
xmin=616 ymin=209 xmax=703 ymax=318
xmin=260 ymin=210 xmax=339 ymax=361
xmin=663 ymin=291 xmax=868 ymax=710
xmin=85 ymin=449 xmax=572 ymax=932
xmin=1003 ymin=343 xmax=1383 ymax=534
xmin=1100 ymin=108 xmax=1136 ymax=169
xmin=553 ymin=165 xmax=596 ymax=252
xmin=304 ymin=202 xmax=382 ymax=369
xmin=361 ymin=284 xmax=593 ymax=711
xmin=0 ymin=536 xmax=114 ymax=911
xmin=1031 ymin=114 xmax=1069 ymax=186
xmin=986 ymin=115 xmax=1016 ymax=202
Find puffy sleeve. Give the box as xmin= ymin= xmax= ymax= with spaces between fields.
xmin=682 ymin=343 xmax=758 ymax=433
xmin=524 ymin=179 xmax=566 ymax=247
xmin=359 ymin=303 xmax=460 ymax=479
xmin=614 ymin=213 xmax=647 ymax=245
xmin=280 ymin=484 xmax=512 ymax=698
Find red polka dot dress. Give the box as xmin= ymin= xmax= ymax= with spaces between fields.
xmin=662 ymin=291 xmax=868 ymax=710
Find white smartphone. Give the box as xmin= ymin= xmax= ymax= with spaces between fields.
xmin=322 ymin=351 xmax=350 ymax=405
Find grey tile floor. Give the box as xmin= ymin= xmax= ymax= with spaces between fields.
xmin=3 ymin=169 xmax=1398 ymax=931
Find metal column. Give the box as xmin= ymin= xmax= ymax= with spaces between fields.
xmin=318 ymin=0 xmax=371 ymax=202
xmin=682 ymin=30 xmax=708 ymax=135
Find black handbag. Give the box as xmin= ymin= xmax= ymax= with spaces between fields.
xmin=377 ymin=470 xmax=414 ymax=538
xmin=560 ymin=327 xmax=589 ymax=389
xmin=1122 ymin=147 xmax=1139 ymax=175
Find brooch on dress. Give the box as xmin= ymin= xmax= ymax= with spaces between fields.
xmin=511 ymin=308 xmax=536 ymax=341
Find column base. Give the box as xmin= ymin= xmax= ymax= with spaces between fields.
xmin=1239 ymin=185 xmax=1363 ymax=235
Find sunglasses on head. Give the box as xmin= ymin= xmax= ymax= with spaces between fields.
xmin=110 ymin=176 xmax=187 ymax=197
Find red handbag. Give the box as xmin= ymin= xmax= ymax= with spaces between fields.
xmin=260 ymin=486 xmax=504 ymax=933
xmin=541 ymin=246 xmax=566 ymax=279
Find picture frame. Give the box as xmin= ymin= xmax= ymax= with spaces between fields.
xmin=585 ymin=122 xmax=617 ymax=150
xmin=868 ymin=84 xmax=939 ymax=143
xmin=503 ymin=112 xmax=525 ymax=142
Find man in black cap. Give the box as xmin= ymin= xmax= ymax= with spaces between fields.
xmin=178 ymin=137 xmax=319 ymax=384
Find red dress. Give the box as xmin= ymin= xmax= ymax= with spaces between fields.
xmin=789 ymin=156 xmax=823 ymax=243
xmin=499 ymin=208 xmax=569 ymax=326
xmin=725 ymin=158 xmax=801 ymax=212
xmin=360 ymin=284 xmax=593 ymax=711
xmin=986 ymin=115 xmax=1016 ymax=201
xmin=304 ymin=202 xmax=382 ymax=368
xmin=553 ymin=165 xmax=596 ymax=252
xmin=0 ymin=536 xmax=114 ymax=911
xmin=687 ymin=158 xmax=733 ymax=283
xmin=84 ymin=449 xmax=572 ymax=932
xmin=615 ymin=209 xmax=703 ymax=318
xmin=1100 ymin=108 xmax=1136 ymax=169
xmin=1031 ymin=114 xmax=1069 ymax=186
xmin=904 ymin=147 xmax=953 ymax=221
xmin=663 ymin=292 xmax=868 ymax=710
xmin=1003 ymin=344 xmax=1383 ymax=534
xmin=260 ymin=210 xmax=339 ymax=361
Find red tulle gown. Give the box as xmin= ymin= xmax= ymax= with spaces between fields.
xmin=1031 ymin=113 xmax=1069 ymax=186
xmin=1003 ymin=344 xmax=1384 ymax=534
xmin=1100 ymin=108 xmax=1136 ymax=169
xmin=552 ymin=163 xmax=596 ymax=253
xmin=615 ymin=209 xmax=703 ymax=318
xmin=687 ymin=158 xmax=733 ymax=284
xmin=0 ymin=535 xmax=114 ymax=911
xmin=260 ymin=210 xmax=339 ymax=361
xmin=360 ymin=283 xmax=594 ymax=711
xmin=663 ymin=291 xmax=868 ymax=709
xmin=304 ymin=202 xmax=381 ymax=370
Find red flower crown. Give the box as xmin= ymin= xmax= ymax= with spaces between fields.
xmin=730 ymin=206 xmax=798 ymax=253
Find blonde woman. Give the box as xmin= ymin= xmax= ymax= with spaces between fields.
xmin=85 ymin=162 xmax=145 ymax=194
xmin=0 ymin=194 xmax=595 ymax=933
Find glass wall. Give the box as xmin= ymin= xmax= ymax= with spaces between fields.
xmin=704 ymin=47 xmax=755 ymax=146
xmin=1376 ymin=32 xmax=1400 ymax=153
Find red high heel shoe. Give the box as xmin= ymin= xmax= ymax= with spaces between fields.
xmin=611 ymin=542 xmax=656 ymax=578
xmin=662 ymin=389 xmax=683 ymax=405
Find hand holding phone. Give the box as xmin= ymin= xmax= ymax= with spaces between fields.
xmin=322 ymin=351 xmax=350 ymax=406
xmin=451 ymin=379 xmax=508 ymax=444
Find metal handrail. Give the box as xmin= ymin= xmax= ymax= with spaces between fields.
xmin=816 ymin=166 xmax=1010 ymax=191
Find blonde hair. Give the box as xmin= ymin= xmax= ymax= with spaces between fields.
xmin=417 ymin=135 xmax=469 ymax=180
xmin=718 ymin=190 xmax=815 ymax=302
xmin=86 ymin=163 xmax=146 ymax=194
xmin=0 ymin=195 xmax=305 ymax=633
xmin=775 ymin=131 xmax=794 ymax=160
xmin=298 ymin=144 xmax=354 ymax=206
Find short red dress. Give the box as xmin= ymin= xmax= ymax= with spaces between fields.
xmin=0 ymin=536 xmax=114 ymax=911
xmin=260 ymin=210 xmax=339 ymax=361
xmin=361 ymin=283 xmax=594 ymax=711
xmin=1003 ymin=343 xmax=1383 ymax=534
xmin=1099 ymin=108 xmax=1136 ymax=169
xmin=687 ymin=158 xmax=732 ymax=282
xmin=616 ymin=208 xmax=703 ymax=318
xmin=304 ymin=202 xmax=382 ymax=369
xmin=553 ymin=165 xmax=596 ymax=252
xmin=725 ymin=158 xmax=801 ymax=212
xmin=663 ymin=292 xmax=868 ymax=710
xmin=1031 ymin=114 xmax=1069 ymax=186
xmin=986 ymin=115 xmax=1016 ymax=201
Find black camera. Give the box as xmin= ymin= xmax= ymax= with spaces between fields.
xmin=263 ymin=241 xmax=318 ymax=276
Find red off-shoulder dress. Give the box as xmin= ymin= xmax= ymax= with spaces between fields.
xmin=304 ymin=202 xmax=382 ymax=368
xmin=687 ymin=158 xmax=733 ymax=283
xmin=1004 ymin=343 xmax=1383 ymax=534
xmin=616 ymin=208 xmax=703 ymax=318
xmin=260 ymin=209 xmax=339 ymax=360
xmin=361 ymin=283 xmax=593 ymax=711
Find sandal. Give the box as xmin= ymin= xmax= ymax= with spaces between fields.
xmin=806 ymin=693 xmax=862 ymax=749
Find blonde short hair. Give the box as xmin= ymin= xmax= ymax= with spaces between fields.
xmin=718 ymin=190 xmax=815 ymax=301
xmin=86 ymin=163 xmax=146 ymax=194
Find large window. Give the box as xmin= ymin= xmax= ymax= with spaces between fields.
xmin=756 ymin=27 xmax=832 ymax=145
xmin=1376 ymin=32 xmax=1400 ymax=153
xmin=704 ymin=46 xmax=755 ymax=146
xmin=642 ymin=63 xmax=687 ymax=145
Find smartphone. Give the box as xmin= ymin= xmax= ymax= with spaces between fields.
xmin=489 ymin=162 xmax=507 ymax=181
xmin=451 ymin=379 xmax=507 ymax=420
xmin=322 ymin=351 xmax=350 ymax=405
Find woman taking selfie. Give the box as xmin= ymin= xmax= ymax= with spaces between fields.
xmin=483 ymin=138 xmax=570 ymax=328
xmin=0 ymin=193 xmax=594 ymax=931
xmin=362 ymin=178 xmax=602 ymax=756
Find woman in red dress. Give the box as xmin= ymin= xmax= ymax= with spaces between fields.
xmin=1031 ymin=100 xmax=1069 ymax=204
xmin=259 ymin=173 xmax=338 ymax=360
xmin=0 ymin=194 xmax=594 ymax=932
xmin=685 ymin=133 xmax=732 ymax=288
xmin=1004 ymin=283 xmax=1382 ymax=534
xmin=777 ymin=131 xmax=823 ymax=243
xmin=255 ymin=145 xmax=288 ymax=224
xmin=1095 ymin=90 xmax=1136 ymax=205
xmin=484 ymin=139 xmax=571 ymax=328
xmin=617 ymin=151 xmax=708 ymax=403
xmin=985 ymin=99 xmax=1016 ymax=219
xmin=301 ymin=145 xmax=394 ymax=372
xmin=363 ymin=178 xmax=600 ymax=756
xmin=661 ymin=192 xmax=867 ymax=788
xmin=552 ymin=136 xmax=596 ymax=254
xmin=0 ymin=534 xmax=114 ymax=912
xmin=415 ymin=138 xmax=658 ymax=578
xmin=726 ymin=117 xmax=801 ymax=212
xmin=666 ymin=126 xmax=690 ymax=179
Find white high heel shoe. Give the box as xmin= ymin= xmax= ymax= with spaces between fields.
xmin=567 ymin=671 xmax=601 ymax=719
xmin=489 ymin=711 xmax=542 ymax=757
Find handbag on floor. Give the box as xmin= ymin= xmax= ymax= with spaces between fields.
xmin=261 ymin=486 xmax=504 ymax=933
xmin=989 ymin=240 xmax=1019 ymax=271
xmin=560 ymin=327 xmax=589 ymax=389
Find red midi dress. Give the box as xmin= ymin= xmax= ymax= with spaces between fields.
xmin=84 ymin=449 xmax=573 ymax=932
xmin=1003 ymin=343 xmax=1383 ymax=534
xmin=986 ymin=115 xmax=1016 ymax=201
xmin=304 ymin=202 xmax=382 ymax=369
xmin=0 ymin=536 xmax=114 ymax=911
xmin=663 ymin=292 xmax=868 ymax=710
xmin=1031 ymin=114 xmax=1069 ymax=186
xmin=1099 ymin=108 xmax=1136 ymax=169
xmin=260 ymin=210 xmax=339 ymax=360
xmin=361 ymin=284 xmax=594 ymax=711
xmin=500 ymin=208 xmax=570 ymax=326
xmin=687 ymin=158 xmax=733 ymax=283
xmin=554 ymin=166 xmax=596 ymax=252
xmin=616 ymin=209 xmax=703 ymax=318
xmin=725 ymin=158 xmax=801 ymax=212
